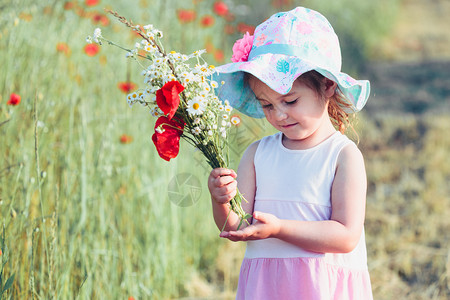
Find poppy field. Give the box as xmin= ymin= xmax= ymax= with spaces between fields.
xmin=1 ymin=0 xmax=449 ymax=299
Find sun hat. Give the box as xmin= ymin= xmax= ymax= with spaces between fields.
xmin=213 ymin=6 xmax=370 ymax=118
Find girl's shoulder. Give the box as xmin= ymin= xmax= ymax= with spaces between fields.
xmin=241 ymin=139 xmax=261 ymax=165
xmin=336 ymin=141 xmax=365 ymax=174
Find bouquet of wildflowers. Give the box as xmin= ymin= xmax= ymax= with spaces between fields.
xmin=87 ymin=11 xmax=251 ymax=228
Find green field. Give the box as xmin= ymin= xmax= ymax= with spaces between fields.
xmin=1 ymin=1 xmax=449 ymax=299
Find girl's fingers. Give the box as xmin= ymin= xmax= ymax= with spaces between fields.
xmin=216 ymin=175 xmax=236 ymax=187
xmin=210 ymin=168 xmax=237 ymax=179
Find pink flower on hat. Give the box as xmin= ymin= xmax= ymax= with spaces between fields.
xmin=231 ymin=32 xmax=254 ymax=62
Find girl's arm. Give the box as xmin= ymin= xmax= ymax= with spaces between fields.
xmin=208 ymin=141 xmax=258 ymax=232
xmin=220 ymin=143 xmax=367 ymax=254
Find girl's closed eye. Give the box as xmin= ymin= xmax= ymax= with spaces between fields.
xmin=285 ymin=99 xmax=298 ymax=105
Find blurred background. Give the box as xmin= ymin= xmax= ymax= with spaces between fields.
xmin=1 ymin=0 xmax=449 ymax=299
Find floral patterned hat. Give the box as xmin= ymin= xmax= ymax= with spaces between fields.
xmin=213 ymin=6 xmax=370 ymax=118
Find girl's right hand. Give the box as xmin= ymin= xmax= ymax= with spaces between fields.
xmin=208 ymin=168 xmax=237 ymax=204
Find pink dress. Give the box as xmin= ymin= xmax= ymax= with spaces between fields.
xmin=236 ymin=132 xmax=373 ymax=299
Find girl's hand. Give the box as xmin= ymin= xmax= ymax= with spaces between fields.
xmin=208 ymin=168 xmax=237 ymax=204
xmin=219 ymin=211 xmax=281 ymax=242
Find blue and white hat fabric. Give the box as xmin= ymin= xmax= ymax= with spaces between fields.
xmin=213 ymin=7 xmax=370 ymax=118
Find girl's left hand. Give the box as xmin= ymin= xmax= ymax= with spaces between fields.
xmin=219 ymin=211 xmax=280 ymax=242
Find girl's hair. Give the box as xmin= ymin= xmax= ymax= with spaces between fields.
xmin=297 ymin=71 xmax=355 ymax=135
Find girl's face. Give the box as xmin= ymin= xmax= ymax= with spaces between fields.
xmin=249 ymin=76 xmax=337 ymax=148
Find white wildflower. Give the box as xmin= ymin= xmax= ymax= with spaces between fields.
xmin=93 ymin=28 xmax=102 ymax=44
xmin=151 ymin=107 xmax=163 ymax=117
xmin=231 ymin=116 xmax=241 ymax=126
xmin=211 ymin=81 xmax=219 ymax=88
xmin=187 ymin=97 xmax=206 ymax=116
xmin=192 ymin=126 xmax=201 ymax=135
xmin=154 ymin=30 xmax=163 ymax=38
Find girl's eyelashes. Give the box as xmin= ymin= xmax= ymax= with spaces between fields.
xmin=286 ymin=99 xmax=298 ymax=105
xmin=261 ymin=99 xmax=297 ymax=109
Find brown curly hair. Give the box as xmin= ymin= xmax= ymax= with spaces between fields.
xmin=297 ymin=70 xmax=356 ymax=135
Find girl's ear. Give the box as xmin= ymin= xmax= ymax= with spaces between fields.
xmin=323 ymin=78 xmax=338 ymax=98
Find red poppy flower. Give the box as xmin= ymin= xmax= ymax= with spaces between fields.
xmin=214 ymin=50 xmax=225 ymax=62
xmin=177 ymin=9 xmax=196 ymax=24
xmin=272 ymin=0 xmax=292 ymax=8
xmin=152 ymin=116 xmax=185 ymax=161
xmin=201 ymin=15 xmax=215 ymax=27
xmin=7 ymin=93 xmax=21 ymax=106
xmin=156 ymin=81 xmax=184 ymax=120
xmin=92 ymin=13 xmax=109 ymax=26
xmin=213 ymin=1 xmax=229 ymax=16
xmin=84 ymin=43 xmax=100 ymax=56
xmin=85 ymin=0 xmax=99 ymax=6
xmin=64 ymin=1 xmax=75 ymax=10
xmin=120 ymin=134 xmax=133 ymax=144
xmin=100 ymin=15 xmax=109 ymax=26
xmin=224 ymin=24 xmax=235 ymax=35
xmin=117 ymin=82 xmax=137 ymax=93
xmin=84 ymin=44 xmax=100 ymax=56
xmin=236 ymin=23 xmax=256 ymax=35
xmin=56 ymin=42 xmax=71 ymax=56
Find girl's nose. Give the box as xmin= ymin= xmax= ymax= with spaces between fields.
xmin=274 ymin=107 xmax=288 ymax=121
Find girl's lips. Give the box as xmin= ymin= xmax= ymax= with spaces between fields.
xmin=281 ymin=123 xmax=298 ymax=128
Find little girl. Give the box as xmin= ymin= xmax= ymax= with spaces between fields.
xmin=208 ymin=7 xmax=373 ymax=299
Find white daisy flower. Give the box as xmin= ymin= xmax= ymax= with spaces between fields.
xmin=225 ymin=105 xmax=233 ymax=113
xmin=151 ymin=107 xmax=162 ymax=117
xmin=93 ymin=28 xmax=102 ymax=44
xmin=231 ymin=116 xmax=241 ymax=126
xmin=211 ymin=81 xmax=219 ymax=88
xmin=187 ymin=97 xmax=206 ymax=116
xmin=192 ymin=126 xmax=201 ymax=135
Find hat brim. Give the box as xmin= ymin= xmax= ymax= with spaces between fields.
xmin=213 ymin=54 xmax=370 ymax=118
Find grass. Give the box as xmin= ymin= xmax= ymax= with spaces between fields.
xmin=1 ymin=0 xmax=449 ymax=299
